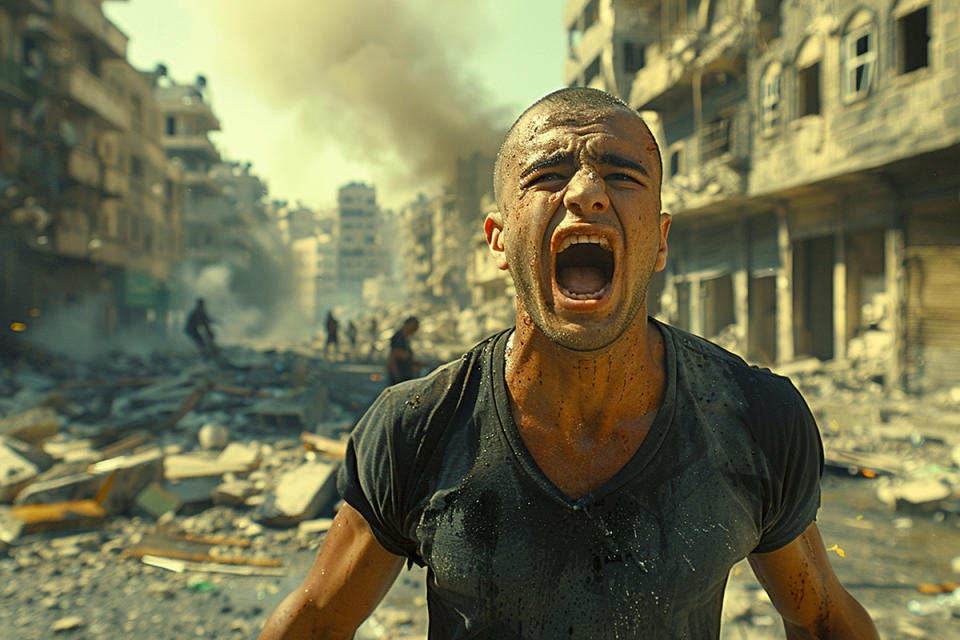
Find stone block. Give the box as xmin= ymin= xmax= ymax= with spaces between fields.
xmin=0 ymin=407 xmax=58 ymax=444
xmin=134 ymin=482 xmax=182 ymax=519
xmin=0 ymin=436 xmax=54 ymax=502
xmin=253 ymin=461 xmax=339 ymax=527
xmin=14 ymin=449 xmax=163 ymax=515
xmin=211 ymin=479 xmax=257 ymax=506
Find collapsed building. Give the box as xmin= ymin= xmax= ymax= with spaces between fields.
xmin=564 ymin=0 xmax=960 ymax=393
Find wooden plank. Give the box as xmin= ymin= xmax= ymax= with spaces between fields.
xmin=300 ymin=432 xmax=347 ymax=460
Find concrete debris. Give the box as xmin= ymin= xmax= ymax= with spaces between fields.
xmin=164 ymin=442 xmax=261 ymax=481
xmin=253 ymin=461 xmax=338 ymax=527
xmin=211 ymin=479 xmax=258 ymax=506
xmin=0 ymin=407 xmax=59 ymax=445
xmin=16 ymin=449 xmax=164 ymax=516
xmin=51 ymin=616 xmax=85 ymax=632
xmin=198 ymin=422 xmax=230 ymax=449
xmin=134 ymin=483 xmax=182 ymax=520
xmin=0 ymin=436 xmax=54 ymax=502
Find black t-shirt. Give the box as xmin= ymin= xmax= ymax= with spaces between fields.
xmin=338 ymin=321 xmax=823 ymax=639
xmin=389 ymin=330 xmax=415 ymax=382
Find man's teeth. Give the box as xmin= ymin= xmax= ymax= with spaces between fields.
xmin=559 ymin=283 xmax=610 ymax=300
xmin=556 ymin=234 xmax=611 ymax=253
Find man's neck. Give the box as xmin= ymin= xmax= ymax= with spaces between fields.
xmin=504 ymin=311 xmax=665 ymax=443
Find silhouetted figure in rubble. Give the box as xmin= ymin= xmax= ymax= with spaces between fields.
xmin=325 ymin=311 xmax=339 ymax=358
xmin=346 ymin=320 xmax=358 ymax=356
xmin=185 ymin=298 xmax=216 ymax=357
xmin=385 ymin=316 xmax=422 ymax=386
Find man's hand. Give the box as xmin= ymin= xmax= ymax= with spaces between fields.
xmin=749 ymin=522 xmax=878 ymax=639
xmin=258 ymin=503 xmax=404 ymax=639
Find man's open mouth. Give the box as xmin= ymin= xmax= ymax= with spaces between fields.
xmin=554 ymin=234 xmax=614 ymax=300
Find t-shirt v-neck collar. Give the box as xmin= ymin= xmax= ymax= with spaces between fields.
xmin=489 ymin=320 xmax=678 ymax=509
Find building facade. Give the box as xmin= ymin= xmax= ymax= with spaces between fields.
xmin=1 ymin=0 xmax=184 ymax=340
xmin=564 ymin=0 xmax=960 ymax=392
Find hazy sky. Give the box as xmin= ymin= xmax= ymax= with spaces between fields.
xmin=104 ymin=0 xmax=568 ymax=211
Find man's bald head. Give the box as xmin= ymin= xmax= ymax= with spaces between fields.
xmin=493 ymin=87 xmax=662 ymax=210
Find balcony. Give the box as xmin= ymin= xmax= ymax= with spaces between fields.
xmin=53 ymin=0 xmax=127 ymax=59
xmin=67 ymin=148 xmax=100 ymax=188
xmin=181 ymin=169 xmax=221 ymax=195
xmin=163 ymin=135 xmax=220 ymax=163
xmin=62 ymin=66 xmax=130 ymax=130
xmin=628 ymin=20 xmax=746 ymax=111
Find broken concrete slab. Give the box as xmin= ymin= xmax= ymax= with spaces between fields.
xmin=134 ymin=483 xmax=182 ymax=519
xmin=0 ymin=435 xmax=54 ymax=502
xmin=211 ymin=479 xmax=257 ymax=506
xmin=164 ymin=442 xmax=261 ymax=481
xmin=163 ymin=477 xmax=219 ymax=512
xmin=0 ymin=407 xmax=58 ymax=444
xmin=253 ymin=461 xmax=339 ymax=527
xmin=0 ymin=505 xmax=23 ymax=548
xmin=250 ymin=387 xmax=329 ymax=430
xmin=15 ymin=449 xmax=163 ymax=515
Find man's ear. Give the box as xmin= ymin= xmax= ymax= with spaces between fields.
xmin=654 ymin=211 xmax=671 ymax=273
xmin=484 ymin=211 xmax=509 ymax=271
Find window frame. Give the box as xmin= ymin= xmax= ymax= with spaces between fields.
xmin=841 ymin=22 xmax=877 ymax=103
xmin=760 ymin=63 xmax=782 ymax=134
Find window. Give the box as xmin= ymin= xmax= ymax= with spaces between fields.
xmin=842 ymin=25 xmax=876 ymax=100
xmin=583 ymin=0 xmax=599 ymax=31
xmin=165 ymin=116 xmax=176 ymax=136
xmin=760 ymin=63 xmax=782 ymax=132
xmin=669 ymin=146 xmax=683 ymax=177
xmin=584 ymin=56 xmax=601 ymax=86
xmin=130 ymin=155 xmax=143 ymax=178
xmin=898 ymin=7 xmax=929 ymax=73
xmin=701 ymin=116 xmax=731 ymax=161
xmin=797 ymin=62 xmax=821 ymax=116
xmin=623 ymin=42 xmax=646 ymax=74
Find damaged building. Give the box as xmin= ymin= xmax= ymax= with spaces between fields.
xmin=564 ymin=0 xmax=960 ymax=392
xmin=0 ymin=0 xmax=185 ymax=340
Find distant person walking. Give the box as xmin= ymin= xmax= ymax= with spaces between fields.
xmin=325 ymin=311 xmax=339 ymax=358
xmin=346 ymin=320 xmax=358 ymax=357
xmin=385 ymin=316 xmax=422 ymax=386
xmin=367 ymin=317 xmax=379 ymax=362
xmin=185 ymin=298 xmax=216 ymax=358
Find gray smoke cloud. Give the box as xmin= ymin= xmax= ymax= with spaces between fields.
xmin=200 ymin=0 xmax=511 ymax=191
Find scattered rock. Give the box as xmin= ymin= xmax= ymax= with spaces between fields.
xmin=198 ymin=423 xmax=229 ymax=449
xmin=51 ymin=615 xmax=84 ymax=632
xmin=253 ymin=461 xmax=338 ymax=527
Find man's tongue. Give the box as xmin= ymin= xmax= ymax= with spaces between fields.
xmin=557 ymin=266 xmax=607 ymax=296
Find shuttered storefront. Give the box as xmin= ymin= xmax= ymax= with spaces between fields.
xmin=905 ymin=208 xmax=960 ymax=391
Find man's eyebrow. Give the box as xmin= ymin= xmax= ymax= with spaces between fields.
xmin=519 ymin=152 xmax=573 ymax=179
xmin=599 ymin=153 xmax=649 ymax=177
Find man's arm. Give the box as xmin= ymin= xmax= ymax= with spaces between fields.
xmin=258 ymin=503 xmax=404 ymax=639
xmin=748 ymin=522 xmax=878 ymax=639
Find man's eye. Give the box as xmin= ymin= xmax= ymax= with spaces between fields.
xmin=528 ymin=173 xmax=566 ymax=186
xmin=606 ymin=172 xmax=639 ymax=183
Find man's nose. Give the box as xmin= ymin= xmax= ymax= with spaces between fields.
xmin=563 ymin=169 xmax=609 ymax=217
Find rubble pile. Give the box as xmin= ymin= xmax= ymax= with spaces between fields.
xmin=0 ymin=342 xmax=396 ymax=638
xmin=776 ymin=357 xmax=960 ymax=521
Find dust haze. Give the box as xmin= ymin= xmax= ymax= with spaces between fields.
xmin=198 ymin=0 xmax=512 ymax=195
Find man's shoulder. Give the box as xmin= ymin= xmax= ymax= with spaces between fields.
xmin=657 ymin=320 xmax=797 ymax=396
xmin=371 ymin=331 xmax=505 ymax=425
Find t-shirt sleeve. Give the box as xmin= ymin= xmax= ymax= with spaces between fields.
xmin=753 ymin=381 xmax=824 ymax=554
xmin=337 ymin=388 xmax=420 ymax=559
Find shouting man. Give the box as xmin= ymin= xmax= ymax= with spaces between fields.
xmin=260 ymin=88 xmax=877 ymax=639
